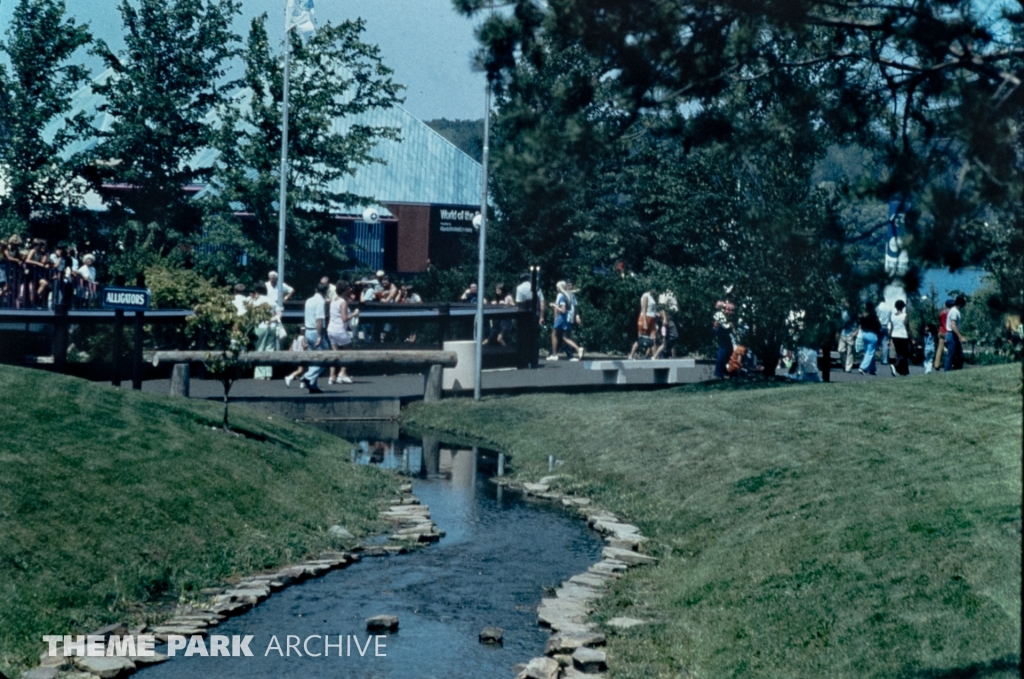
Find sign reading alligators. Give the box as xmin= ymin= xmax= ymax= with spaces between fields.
xmin=102 ymin=286 xmax=151 ymax=311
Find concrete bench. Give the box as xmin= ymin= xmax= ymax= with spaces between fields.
xmin=583 ymin=358 xmax=696 ymax=385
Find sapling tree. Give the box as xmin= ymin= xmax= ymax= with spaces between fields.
xmin=187 ymin=288 xmax=270 ymax=430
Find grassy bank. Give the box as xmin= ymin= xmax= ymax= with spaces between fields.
xmin=404 ymin=366 xmax=1022 ymax=679
xmin=0 ymin=365 xmax=395 ymax=676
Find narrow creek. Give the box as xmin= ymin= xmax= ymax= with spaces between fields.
xmin=140 ymin=423 xmax=605 ymax=678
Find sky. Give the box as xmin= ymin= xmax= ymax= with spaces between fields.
xmin=0 ymin=0 xmax=487 ymax=121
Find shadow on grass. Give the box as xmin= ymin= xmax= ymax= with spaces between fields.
xmin=900 ymin=654 xmax=1022 ymax=679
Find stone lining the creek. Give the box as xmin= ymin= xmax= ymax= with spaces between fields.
xmin=27 ymin=472 xmax=653 ymax=679
xmin=499 ymin=474 xmax=657 ymax=679
xmin=26 ymin=482 xmax=441 ymax=679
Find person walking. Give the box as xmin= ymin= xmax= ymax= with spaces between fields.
xmin=627 ymin=288 xmax=658 ymax=359
xmin=922 ymin=323 xmax=937 ymax=375
xmin=875 ymin=297 xmax=892 ymax=366
xmin=284 ymin=333 xmax=309 ymax=387
xmin=652 ymin=308 xmax=679 ymax=359
xmin=944 ymin=295 xmax=967 ymax=371
xmin=934 ymin=299 xmax=953 ymax=370
xmin=857 ymin=301 xmax=882 ymax=375
xmin=712 ymin=301 xmax=735 ymax=378
xmin=301 ymin=282 xmax=329 ymax=393
xmin=327 ymin=280 xmax=359 ymax=385
xmin=889 ymin=299 xmax=912 ymax=376
xmin=837 ymin=302 xmax=859 ymax=372
xmin=251 ymin=289 xmax=280 ymax=380
xmin=548 ymin=280 xmax=583 ymax=360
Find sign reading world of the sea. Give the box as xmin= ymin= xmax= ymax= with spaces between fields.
xmin=102 ymin=286 xmax=151 ymax=311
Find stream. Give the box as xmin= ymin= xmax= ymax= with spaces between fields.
xmin=140 ymin=425 xmax=604 ymax=678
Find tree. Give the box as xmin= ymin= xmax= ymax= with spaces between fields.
xmin=424 ymin=118 xmax=484 ymax=161
xmin=188 ymin=289 xmax=269 ymax=430
xmin=458 ymin=0 xmax=1024 ymax=316
xmin=89 ymin=0 xmax=241 ymax=257
xmin=485 ymin=43 xmax=619 ymax=280
xmin=0 ymin=0 xmax=91 ymax=238
xmin=201 ymin=15 xmax=403 ymax=290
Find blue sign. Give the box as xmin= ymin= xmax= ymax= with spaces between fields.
xmin=102 ymin=286 xmax=151 ymax=311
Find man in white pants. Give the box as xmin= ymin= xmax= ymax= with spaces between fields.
xmin=301 ymin=283 xmax=329 ymax=393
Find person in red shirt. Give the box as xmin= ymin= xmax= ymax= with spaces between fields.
xmin=934 ymin=299 xmax=954 ymax=370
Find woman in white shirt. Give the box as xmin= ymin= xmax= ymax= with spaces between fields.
xmin=888 ymin=299 xmax=911 ymax=376
xmin=328 ymin=280 xmax=359 ymax=384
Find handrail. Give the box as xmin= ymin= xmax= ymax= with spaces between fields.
xmin=152 ymin=349 xmax=459 ymax=368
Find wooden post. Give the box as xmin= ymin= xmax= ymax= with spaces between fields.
xmin=112 ymin=309 xmax=124 ymax=386
xmin=132 ymin=309 xmax=144 ymax=389
xmin=170 ymin=363 xmax=190 ymax=397
xmin=423 ymin=363 xmax=443 ymax=402
xmin=111 ymin=275 xmax=125 ymax=386
xmin=132 ymin=274 xmax=145 ymax=390
xmin=52 ymin=305 xmax=70 ymax=374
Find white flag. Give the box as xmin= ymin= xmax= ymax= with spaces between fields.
xmin=285 ymin=0 xmax=315 ymax=35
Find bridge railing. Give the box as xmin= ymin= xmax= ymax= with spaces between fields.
xmin=0 ymin=302 xmax=541 ymax=385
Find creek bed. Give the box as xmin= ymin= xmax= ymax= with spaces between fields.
xmin=141 ymin=427 xmax=604 ymax=678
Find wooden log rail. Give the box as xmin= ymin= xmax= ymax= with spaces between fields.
xmin=152 ymin=350 xmax=458 ymax=402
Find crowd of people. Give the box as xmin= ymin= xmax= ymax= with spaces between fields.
xmin=0 ymin=236 xmax=97 ymax=309
xmin=838 ymin=295 xmax=969 ymax=376
xmin=1 ymin=235 xmax=979 ymax=381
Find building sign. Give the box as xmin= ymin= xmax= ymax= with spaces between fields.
xmin=428 ymin=204 xmax=478 ymax=268
xmin=102 ymin=286 xmax=151 ymax=311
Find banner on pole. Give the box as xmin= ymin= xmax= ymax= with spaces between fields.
xmin=285 ymin=0 xmax=315 ymax=35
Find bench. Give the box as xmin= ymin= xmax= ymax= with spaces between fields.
xmin=152 ymin=350 xmax=458 ymax=401
xmin=583 ymin=358 xmax=697 ymax=385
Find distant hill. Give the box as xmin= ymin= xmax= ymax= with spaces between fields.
xmin=426 ymin=118 xmax=484 ymax=163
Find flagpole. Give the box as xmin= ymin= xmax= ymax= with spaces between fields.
xmin=473 ymin=77 xmax=490 ymax=402
xmin=276 ymin=27 xmax=291 ymax=310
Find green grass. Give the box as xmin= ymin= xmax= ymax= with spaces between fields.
xmin=0 ymin=364 xmax=396 ymax=676
xmin=404 ymin=366 xmax=1022 ymax=679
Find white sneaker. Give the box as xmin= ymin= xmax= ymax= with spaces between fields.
xmin=341 ymin=376 xmax=353 ymax=384
xmin=328 ymin=377 xmax=337 ymax=385
xmin=284 ymin=375 xmax=293 ymax=388
xmin=570 ymin=357 xmax=580 ymax=362
xmin=546 ymin=355 xmax=559 ymax=361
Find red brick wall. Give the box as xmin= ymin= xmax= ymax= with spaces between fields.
xmin=387 ymin=202 xmax=431 ymax=272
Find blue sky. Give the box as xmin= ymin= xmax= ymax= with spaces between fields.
xmin=0 ymin=0 xmax=487 ymax=120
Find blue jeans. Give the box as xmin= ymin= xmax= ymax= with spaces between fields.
xmin=304 ymin=330 xmax=328 ymax=386
xmin=714 ymin=343 xmax=732 ymax=377
xmin=944 ymin=332 xmax=963 ymax=371
xmin=878 ymin=329 xmax=890 ymax=364
xmin=859 ymin=331 xmax=878 ymax=373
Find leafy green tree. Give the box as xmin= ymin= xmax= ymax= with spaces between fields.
xmin=459 ymin=0 xmax=1024 ymax=317
xmin=188 ymin=288 xmax=269 ymax=430
xmin=202 ymin=15 xmax=402 ymax=290
xmin=89 ymin=0 xmax=241 ymax=258
xmin=0 ymin=0 xmax=91 ymax=237
xmin=485 ymin=43 xmax=619 ymax=281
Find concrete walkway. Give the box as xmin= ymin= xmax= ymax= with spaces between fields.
xmin=139 ymin=357 xmax=947 ymax=404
